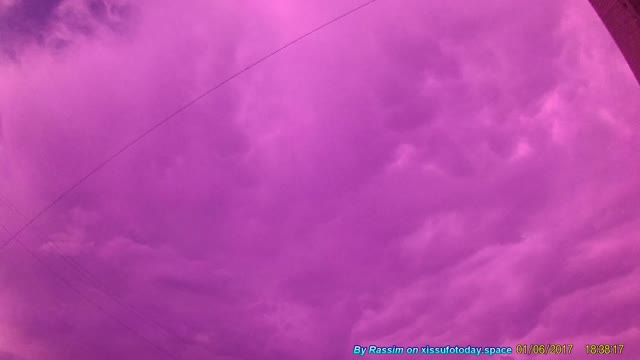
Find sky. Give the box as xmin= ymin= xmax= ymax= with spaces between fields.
xmin=0 ymin=0 xmax=640 ymax=359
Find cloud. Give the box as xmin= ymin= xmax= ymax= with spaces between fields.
xmin=1 ymin=0 xmax=639 ymax=359
xmin=0 ymin=0 xmax=135 ymax=60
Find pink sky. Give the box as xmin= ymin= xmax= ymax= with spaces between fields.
xmin=1 ymin=0 xmax=639 ymax=359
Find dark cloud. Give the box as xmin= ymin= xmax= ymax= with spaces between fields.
xmin=0 ymin=0 xmax=134 ymax=59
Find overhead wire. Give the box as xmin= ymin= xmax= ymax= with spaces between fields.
xmin=0 ymin=1 xmax=380 ymax=358
xmin=0 ymin=190 xmax=207 ymax=349
xmin=0 ymin=222 xmax=181 ymax=360
xmin=0 ymin=0 xmax=379 ymax=252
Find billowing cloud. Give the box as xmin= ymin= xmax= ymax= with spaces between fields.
xmin=1 ymin=0 xmax=639 ymax=359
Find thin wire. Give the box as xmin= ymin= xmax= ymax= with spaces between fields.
xmin=0 ymin=1 xmax=380 ymax=357
xmin=0 ymin=190 xmax=211 ymax=352
xmin=0 ymin=0 xmax=379 ymax=251
xmin=0 ymin=224 xmax=181 ymax=360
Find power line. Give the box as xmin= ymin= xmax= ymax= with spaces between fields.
xmin=0 ymin=190 xmax=213 ymax=353
xmin=0 ymin=1 xmax=379 ymax=357
xmin=0 ymin=223 xmax=181 ymax=360
xmin=0 ymin=0 xmax=379 ymax=252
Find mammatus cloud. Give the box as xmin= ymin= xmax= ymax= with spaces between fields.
xmin=1 ymin=0 xmax=639 ymax=359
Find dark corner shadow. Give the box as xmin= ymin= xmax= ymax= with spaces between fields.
xmin=589 ymin=0 xmax=640 ymax=85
